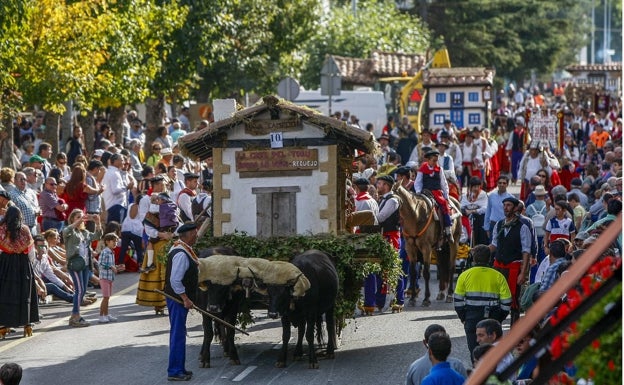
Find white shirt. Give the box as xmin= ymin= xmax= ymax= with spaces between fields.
xmin=121 ymin=202 xmax=144 ymax=236
xmin=102 ymin=165 xmax=128 ymax=209
xmin=459 ymin=141 xmax=482 ymax=164
xmin=177 ymin=189 xmax=194 ymax=222
xmin=460 ymin=190 xmax=488 ymax=215
xmin=414 ymin=164 xmax=449 ymax=199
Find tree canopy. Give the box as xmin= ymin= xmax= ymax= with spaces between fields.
xmin=426 ymin=0 xmax=592 ymax=83
xmin=0 ymin=0 xmax=614 ymax=127
xmin=299 ymin=0 xmax=430 ymax=89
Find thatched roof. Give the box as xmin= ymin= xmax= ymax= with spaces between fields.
xmin=423 ymin=67 xmax=495 ymax=87
xmin=178 ymin=95 xmax=379 ymax=160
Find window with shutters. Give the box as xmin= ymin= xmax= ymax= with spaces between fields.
xmin=252 ymin=186 xmax=300 ymax=237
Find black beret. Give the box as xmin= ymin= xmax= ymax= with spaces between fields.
xmin=150 ymin=175 xmax=165 ymax=183
xmin=354 ymin=177 xmax=370 ymax=186
xmin=377 ymin=175 xmax=395 ymax=185
xmin=443 ymin=119 xmax=452 ymax=124
xmin=424 ymin=149 xmax=440 ymax=158
xmin=395 ymin=166 xmax=411 ymax=176
xmin=502 ymin=196 xmax=520 ymax=206
xmin=177 ymin=222 xmax=197 ymax=234
xmin=183 ymin=172 xmax=200 ymax=180
xmin=439 ymin=131 xmax=450 ymax=138
xmin=435 ymin=140 xmax=449 ymax=148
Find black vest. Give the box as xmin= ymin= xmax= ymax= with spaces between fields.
xmin=164 ymin=246 xmax=199 ymax=303
xmin=494 ymin=218 xmax=523 ymax=264
xmin=379 ymin=193 xmax=400 ymax=232
xmin=421 ymin=169 xmax=442 ymax=191
xmin=511 ymin=131 xmax=524 ymax=151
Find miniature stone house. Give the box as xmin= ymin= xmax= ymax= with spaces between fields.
xmin=178 ymin=96 xmax=377 ymax=237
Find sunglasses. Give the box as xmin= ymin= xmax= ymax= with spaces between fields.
xmin=153 ymin=147 xmax=162 ymax=150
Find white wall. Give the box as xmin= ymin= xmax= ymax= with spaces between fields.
xmin=220 ymin=122 xmax=331 ymax=236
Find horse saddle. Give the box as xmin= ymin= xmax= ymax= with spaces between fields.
xmin=420 ymin=190 xmax=461 ymax=221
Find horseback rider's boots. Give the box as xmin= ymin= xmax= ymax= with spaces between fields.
xmin=443 ymin=214 xmax=454 ymax=243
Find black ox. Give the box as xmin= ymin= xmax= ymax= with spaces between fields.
xmin=195 ymin=246 xmax=245 ymax=368
xmin=267 ymin=249 xmax=339 ymax=369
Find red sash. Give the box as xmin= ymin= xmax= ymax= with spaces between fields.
xmin=493 ymin=259 xmax=522 ymax=310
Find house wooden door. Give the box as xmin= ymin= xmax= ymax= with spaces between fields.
xmin=252 ymin=186 xmax=300 ymax=237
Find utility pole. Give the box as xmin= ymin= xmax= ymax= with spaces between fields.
xmin=591 ymin=0 xmax=595 ymax=63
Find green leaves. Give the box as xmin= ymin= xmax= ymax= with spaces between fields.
xmin=199 ymin=232 xmax=402 ymax=329
xmin=299 ymin=0 xmax=430 ymax=88
xmin=428 ymin=0 xmax=591 ymax=82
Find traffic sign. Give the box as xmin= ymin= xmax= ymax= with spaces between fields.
xmin=321 ymin=75 xmax=341 ymax=96
xmin=321 ymin=55 xmax=341 ymax=75
xmin=277 ymin=77 xmax=300 ymax=101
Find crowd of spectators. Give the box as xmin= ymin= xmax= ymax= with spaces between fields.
xmin=0 ymin=108 xmax=213 ymax=333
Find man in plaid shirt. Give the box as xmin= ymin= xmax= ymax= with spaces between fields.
xmin=538 ymin=240 xmax=568 ymax=294
xmin=9 ymin=171 xmax=40 ymax=235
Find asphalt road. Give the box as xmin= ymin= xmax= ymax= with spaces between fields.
xmin=0 ymin=270 xmax=477 ymax=385
xmin=2 ymin=184 xmax=519 ymax=384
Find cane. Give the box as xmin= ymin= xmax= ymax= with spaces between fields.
xmin=153 ymin=289 xmax=249 ymax=336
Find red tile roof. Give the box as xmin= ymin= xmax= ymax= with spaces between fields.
xmin=566 ymin=63 xmax=622 ymax=72
xmin=331 ymin=51 xmax=426 ymax=86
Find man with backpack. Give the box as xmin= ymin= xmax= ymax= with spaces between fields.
xmin=525 ymin=185 xmax=548 ymax=283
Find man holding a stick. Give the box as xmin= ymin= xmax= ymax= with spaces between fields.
xmin=163 ymin=222 xmax=200 ymax=381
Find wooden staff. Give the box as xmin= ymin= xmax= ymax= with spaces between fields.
xmin=153 ymin=289 xmax=249 ymax=336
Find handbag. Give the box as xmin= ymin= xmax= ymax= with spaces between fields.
xmin=55 ymin=198 xmax=67 ymax=221
xmin=67 ymin=254 xmax=86 ymax=272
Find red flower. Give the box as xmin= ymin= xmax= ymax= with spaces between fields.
xmin=556 ymin=302 xmax=571 ymax=320
xmin=589 ymin=368 xmax=595 ymax=378
xmin=551 ymin=335 xmax=563 ymax=359
xmin=608 ymin=359 xmax=615 ymax=371
xmin=600 ymin=265 xmax=612 ymax=280
xmin=592 ymin=339 xmax=600 ymax=350
xmin=567 ymin=289 xmax=582 ymax=310
xmin=580 ymin=276 xmax=593 ymax=294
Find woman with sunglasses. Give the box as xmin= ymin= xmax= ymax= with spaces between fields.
xmin=146 ymin=144 xmax=162 ymax=167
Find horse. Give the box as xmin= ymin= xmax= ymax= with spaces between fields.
xmin=392 ymin=183 xmax=462 ymax=306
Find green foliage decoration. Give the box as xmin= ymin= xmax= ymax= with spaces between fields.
xmin=198 ymin=232 xmax=402 ymax=329
xmin=570 ymin=283 xmax=622 ymax=384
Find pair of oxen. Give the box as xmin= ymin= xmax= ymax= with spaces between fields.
xmin=195 ymin=248 xmax=339 ymax=369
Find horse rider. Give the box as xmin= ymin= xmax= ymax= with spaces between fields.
xmin=414 ymin=149 xmax=454 ymax=243
xmin=488 ymin=196 xmax=532 ymax=325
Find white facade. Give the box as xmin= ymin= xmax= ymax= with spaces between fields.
xmin=220 ymin=130 xmax=331 ymax=236
xmin=427 ymin=86 xmax=489 ymax=130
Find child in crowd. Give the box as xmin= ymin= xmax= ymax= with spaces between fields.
xmin=99 ymin=232 xmax=119 ymax=323
xmin=142 ymin=192 xmax=179 ymax=273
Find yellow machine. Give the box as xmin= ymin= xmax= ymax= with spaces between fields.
xmin=378 ymin=48 xmax=451 ymax=132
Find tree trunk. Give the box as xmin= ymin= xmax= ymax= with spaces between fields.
xmin=1 ymin=116 xmax=17 ymax=169
xmin=108 ymin=105 xmax=125 ymax=147
xmin=78 ymin=111 xmax=95 ymax=157
xmin=60 ymin=100 xmax=73 ymax=151
xmin=44 ymin=111 xmax=60 ymax=157
xmin=144 ymin=95 xmax=165 ymax=158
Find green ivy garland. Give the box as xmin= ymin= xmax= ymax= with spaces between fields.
xmin=197 ymin=232 xmax=402 ymax=330
xmin=570 ymin=284 xmax=622 ymax=384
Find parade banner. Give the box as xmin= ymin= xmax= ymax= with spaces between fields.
xmin=528 ymin=113 xmax=560 ymax=150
